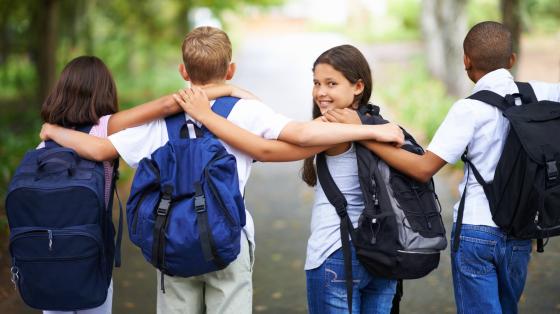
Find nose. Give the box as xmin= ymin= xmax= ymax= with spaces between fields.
xmin=317 ymin=85 xmax=327 ymax=96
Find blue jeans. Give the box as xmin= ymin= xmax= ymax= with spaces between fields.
xmin=451 ymin=224 xmax=532 ymax=314
xmin=306 ymin=247 xmax=396 ymax=314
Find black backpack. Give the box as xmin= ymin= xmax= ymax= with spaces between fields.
xmin=317 ymin=104 xmax=447 ymax=313
xmin=454 ymin=82 xmax=560 ymax=253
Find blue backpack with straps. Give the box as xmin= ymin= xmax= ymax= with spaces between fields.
xmin=127 ymin=96 xmax=245 ymax=289
xmin=5 ymin=126 xmax=122 ymax=311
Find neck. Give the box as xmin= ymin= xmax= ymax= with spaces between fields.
xmin=468 ymin=69 xmax=488 ymax=83
xmin=191 ymin=80 xmax=227 ymax=89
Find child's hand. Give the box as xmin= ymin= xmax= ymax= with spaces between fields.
xmin=323 ymin=108 xmax=361 ymax=125
xmin=40 ymin=123 xmax=56 ymax=141
xmin=376 ymin=122 xmax=404 ymax=147
xmin=173 ymin=87 xmax=212 ymax=122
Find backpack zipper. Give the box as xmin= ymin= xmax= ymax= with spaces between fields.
xmin=204 ymin=157 xmax=236 ymax=227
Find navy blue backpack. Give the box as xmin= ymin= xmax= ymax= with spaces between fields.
xmin=5 ymin=126 xmax=122 ymax=311
xmin=127 ymin=96 xmax=245 ymax=290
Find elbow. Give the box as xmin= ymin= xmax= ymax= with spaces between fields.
xmin=414 ymin=168 xmax=433 ymax=184
xmin=252 ymin=147 xmax=275 ymax=162
xmin=292 ymin=130 xmax=314 ymax=147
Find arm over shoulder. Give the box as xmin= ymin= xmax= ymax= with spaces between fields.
xmin=108 ymin=119 xmax=168 ymax=168
xmin=226 ymin=99 xmax=292 ymax=140
xmin=427 ymin=99 xmax=477 ymax=164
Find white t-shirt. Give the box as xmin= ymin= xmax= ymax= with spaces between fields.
xmin=109 ymin=99 xmax=292 ymax=246
xmin=427 ymin=69 xmax=560 ymax=226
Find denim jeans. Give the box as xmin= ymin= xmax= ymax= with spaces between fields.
xmin=306 ymin=247 xmax=396 ymax=314
xmin=451 ymin=224 xmax=532 ymax=314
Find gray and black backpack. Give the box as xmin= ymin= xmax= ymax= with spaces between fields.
xmin=316 ymin=104 xmax=447 ymax=313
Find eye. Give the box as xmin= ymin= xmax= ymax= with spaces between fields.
xmin=328 ymin=81 xmax=337 ymax=87
xmin=313 ymin=81 xmax=320 ymax=86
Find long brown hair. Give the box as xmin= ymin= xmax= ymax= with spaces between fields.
xmin=41 ymin=56 xmax=118 ymax=127
xmin=301 ymin=45 xmax=373 ymax=186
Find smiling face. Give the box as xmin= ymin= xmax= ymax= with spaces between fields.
xmin=312 ymin=63 xmax=364 ymax=114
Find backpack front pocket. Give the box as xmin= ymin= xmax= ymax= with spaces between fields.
xmin=390 ymin=173 xmax=445 ymax=238
xmin=9 ymin=224 xmax=108 ymax=311
xmin=541 ymin=184 xmax=560 ymax=230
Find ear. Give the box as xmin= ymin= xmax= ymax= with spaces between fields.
xmin=463 ymin=54 xmax=472 ymax=71
xmin=226 ymin=63 xmax=236 ymax=80
xmin=353 ymin=79 xmax=365 ymax=96
xmin=178 ymin=63 xmax=190 ymax=81
xmin=507 ymin=53 xmax=517 ymax=69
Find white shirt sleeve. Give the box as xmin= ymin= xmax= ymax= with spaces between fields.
xmin=108 ymin=119 xmax=168 ymax=168
xmin=427 ymin=99 xmax=477 ymax=164
xmin=227 ymin=99 xmax=292 ymax=140
xmin=529 ymin=81 xmax=560 ymax=102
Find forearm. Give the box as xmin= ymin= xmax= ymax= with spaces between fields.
xmin=199 ymin=112 xmax=327 ymax=161
xmin=279 ymin=121 xmax=395 ymax=146
xmin=360 ymin=141 xmax=445 ymax=182
xmin=46 ymin=127 xmax=118 ymax=161
xmin=108 ymin=95 xmax=180 ymax=134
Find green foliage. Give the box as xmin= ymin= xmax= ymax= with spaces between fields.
xmin=378 ymin=58 xmax=456 ymax=142
xmin=0 ymin=105 xmax=41 ymax=206
xmin=467 ymin=0 xmax=560 ymax=32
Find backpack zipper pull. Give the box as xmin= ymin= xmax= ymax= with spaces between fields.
xmin=48 ymin=230 xmax=53 ymax=251
xmin=10 ymin=265 xmax=19 ymax=290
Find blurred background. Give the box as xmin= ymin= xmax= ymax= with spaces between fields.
xmin=1 ymin=0 xmax=559 ymax=313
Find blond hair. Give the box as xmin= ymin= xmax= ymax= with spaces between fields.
xmin=181 ymin=26 xmax=232 ymax=84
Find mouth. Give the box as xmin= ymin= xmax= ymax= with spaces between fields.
xmin=316 ymin=99 xmax=333 ymax=109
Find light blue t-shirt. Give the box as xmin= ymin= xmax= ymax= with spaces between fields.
xmin=305 ymin=143 xmax=363 ymax=270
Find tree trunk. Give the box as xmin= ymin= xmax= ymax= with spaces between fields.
xmin=33 ymin=0 xmax=59 ymax=102
xmin=421 ymin=0 xmax=470 ymax=97
xmin=501 ymin=0 xmax=521 ymax=76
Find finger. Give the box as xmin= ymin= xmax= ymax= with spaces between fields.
xmin=178 ymin=88 xmax=188 ymax=100
xmin=328 ymin=109 xmax=344 ymax=120
xmin=172 ymin=94 xmax=186 ymax=106
xmin=323 ymin=111 xmax=338 ymax=122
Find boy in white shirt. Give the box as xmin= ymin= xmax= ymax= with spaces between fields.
xmin=323 ymin=21 xmax=560 ymax=313
xmin=40 ymin=26 xmax=403 ymax=314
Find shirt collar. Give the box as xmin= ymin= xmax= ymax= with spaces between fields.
xmin=472 ymin=68 xmax=513 ymax=94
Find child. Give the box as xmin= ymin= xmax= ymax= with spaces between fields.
xmin=174 ymin=44 xmax=398 ymax=314
xmin=41 ymin=27 xmax=403 ymax=314
xmin=37 ymin=55 xmax=182 ymax=314
xmin=323 ymin=21 xmax=560 ymax=313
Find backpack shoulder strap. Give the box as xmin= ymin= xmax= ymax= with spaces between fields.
xmin=212 ymin=96 xmax=240 ymax=118
xmin=316 ymin=153 xmax=355 ymax=314
xmin=515 ymin=82 xmax=538 ymax=103
xmin=164 ymin=113 xmax=187 ymax=141
xmin=467 ymin=90 xmax=512 ymax=111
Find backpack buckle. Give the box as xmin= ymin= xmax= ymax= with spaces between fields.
xmin=157 ymin=198 xmax=171 ymax=216
xmin=194 ymin=195 xmax=206 ymax=213
xmin=546 ymin=161 xmax=558 ymax=181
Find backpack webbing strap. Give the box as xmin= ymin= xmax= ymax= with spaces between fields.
xmin=316 ymin=153 xmax=355 ymax=314
xmin=453 ymin=149 xmax=493 ymax=252
xmin=452 ymin=163 xmax=469 ymax=252
xmin=152 ymin=185 xmax=173 ymax=277
xmin=515 ymin=82 xmax=538 ymax=103
xmin=468 ymin=90 xmax=513 ymax=112
xmin=109 ymin=158 xmax=123 ymax=268
xmin=194 ymin=181 xmax=226 ymax=269
xmin=390 ymin=279 xmax=403 ymax=314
